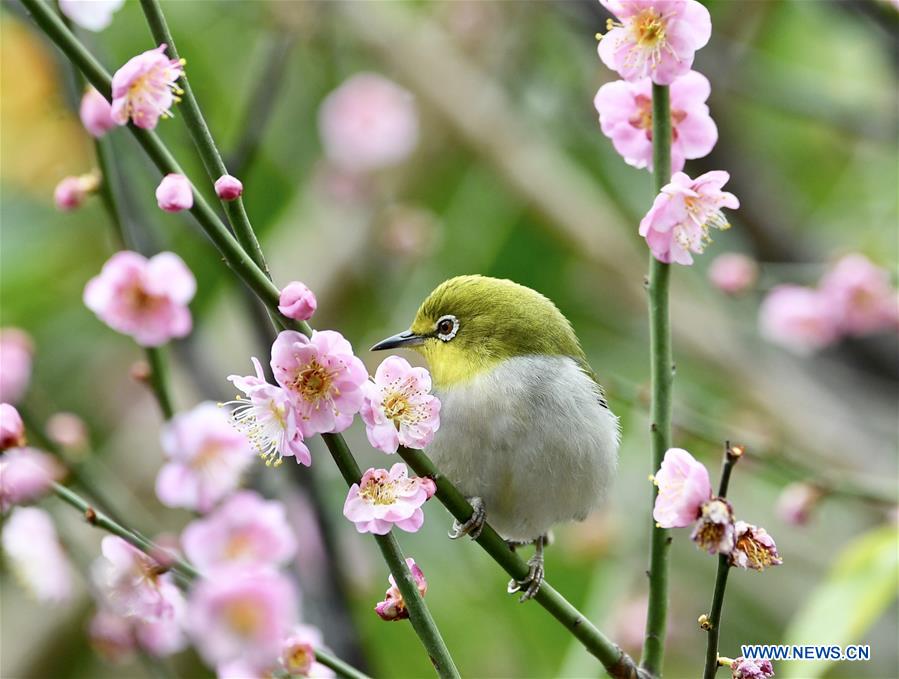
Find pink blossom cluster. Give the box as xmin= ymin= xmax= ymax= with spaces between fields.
xmin=0 ymin=328 xmax=33 ymax=404
xmin=653 ymin=448 xmax=782 ymax=570
xmin=595 ymin=0 xmax=739 ymax=265
xmin=760 ymin=254 xmax=899 ymax=354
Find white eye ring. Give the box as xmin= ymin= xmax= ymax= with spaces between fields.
xmin=435 ymin=314 xmax=459 ymax=342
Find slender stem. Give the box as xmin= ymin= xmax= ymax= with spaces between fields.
xmin=51 ymin=482 xmax=199 ymax=582
xmin=321 ymin=436 xmax=459 ymax=679
xmin=144 ymin=346 xmax=175 ymax=419
xmin=21 ymin=5 xmax=639 ymax=674
xmin=138 ymin=0 xmax=270 ymax=276
xmin=398 ymin=447 xmax=648 ymax=679
xmin=642 ymin=82 xmax=673 ymax=677
xmin=315 ymin=648 xmax=372 ymax=679
xmin=702 ymin=443 xmax=743 ymax=679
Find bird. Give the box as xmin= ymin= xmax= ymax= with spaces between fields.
xmin=371 ymin=275 xmax=619 ymax=601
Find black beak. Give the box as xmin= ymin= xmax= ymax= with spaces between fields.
xmin=370 ymin=330 xmax=426 ymax=351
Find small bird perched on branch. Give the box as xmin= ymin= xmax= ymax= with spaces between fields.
xmin=372 ymin=275 xmax=619 ymax=600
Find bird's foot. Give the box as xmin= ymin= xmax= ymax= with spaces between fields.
xmin=507 ymin=552 xmax=545 ymax=603
xmin=507 ymin=534 xmax=546 ymax=603
xmin=448 ymin=497 xmax=486 ymax=540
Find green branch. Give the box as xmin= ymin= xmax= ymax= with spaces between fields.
xmin=702 ymin=443 xmax=742 ymax=679
xmin=52 ymin=481 xmax=199 ymax=582
xmin=315 ymin=648 xmax=373 ymax=679
xmin=641 ymin=82 xmax=674 ymax=677
xmin=137 ymin=0 xmax=269 ymax=276
xmin=21 ymin=3 xmax=642 ymax=676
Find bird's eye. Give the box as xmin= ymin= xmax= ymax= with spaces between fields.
xmin=435 ymin=315 xmax=459 ymax=342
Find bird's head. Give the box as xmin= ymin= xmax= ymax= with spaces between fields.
xmin=371 ymin=275 xmax=586 ymax=389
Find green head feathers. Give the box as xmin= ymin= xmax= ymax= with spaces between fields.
xmin=372 ymin=275 xmax=590 ymax=388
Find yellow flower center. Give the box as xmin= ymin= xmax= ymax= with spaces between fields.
xmin=225 ymin=600 xmax=262 ymax=637
xmin=285 ymin=644 xmax=313 ymax=674
xmin=224 ymin=532 xmax=253 ymax=559
xmin=291 ymin=359 xmax=333 ymax=404
xmin=383 ymin=392 xmax=409 ymax=422
xmin=633 ymin=8 xmax=666 ymax=47
xmin=735 ymin=534 xmax=776 ymax=570
xmin=359 ymin=473 xmax=398 ymax=506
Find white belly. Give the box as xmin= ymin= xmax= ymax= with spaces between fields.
xmin=426 ymin=355 xmax=619 ymax=542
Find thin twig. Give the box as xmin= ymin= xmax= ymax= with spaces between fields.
xmin=701 ymin=442 xmax=743 ymax=679
xmin=641 ymin=83 xmax=674 ymax=677
xmin=314 ymin=648 xmax=373 ymax=679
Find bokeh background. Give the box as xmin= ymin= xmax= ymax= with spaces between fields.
xmin=2 ymin=1 xmax=897 ymax=678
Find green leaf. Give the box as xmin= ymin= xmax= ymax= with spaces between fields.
xmin=781 ymin=524 xmax=899 ymax=678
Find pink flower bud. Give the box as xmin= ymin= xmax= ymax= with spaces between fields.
xmin=80 ymin=87 xmax=116 ymax=138
xmin=375 ymin=557 xmax=428 ymax=621
xmin=46 ymin=412 xmax=88 ymax=451
xmin=278 ymin=282 xmax=318 ymax=321
xmin=54 ymin=174 xmax=98 ymax=211
xmin=155 ymin=174 xmax=193 ymax=212
xmin=0 ymin=403 xmax=25 ymax=450
xmin=0 ymin=328 xmax=33 ymax=404
xmin=776 ymin=482 xmax=821 ymax=526
xmin=730 ymin=656 xmax=775 ymax=679
xmin=708 ymin=253 xmax=758 ymax=295
xmin=214 ymin=174 xmax=243 ymax=201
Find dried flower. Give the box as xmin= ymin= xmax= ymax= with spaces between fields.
xmin=730 ymin=521 xmax=782 ymax=571
xmin=361 ymin=356 xmax=441 ymax=454
xmin=375 ymin=557 xmax=428 ymax=621
xmin=690 ymin=498 xmax=735 ymax=555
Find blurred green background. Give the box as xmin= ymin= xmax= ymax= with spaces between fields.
xmin=1 ymin=1 xmax=897 ymax=678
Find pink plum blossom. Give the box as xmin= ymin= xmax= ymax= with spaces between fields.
xmin=2 ymin=507 xmax=73 ymax=602
xmin=819 ymin=254 xmax=899 ymax=336
xmin=775 ymin=482 xmax=821 ymax=526
xmin=318 ymin=73 xmax=419 ymax=173
xmin=278 ymin=281 xmax=318 ymax=322
xmin=270 ymin=330 xmax=368 ymax=437
xmin=730 ymin=657 xmax=775 ymax=679
xmin=758 ymin=285 xmax=839 ymax=355
xmin=594 ymin=70 xmax=717 ymax=172
xmin=730 ymin=521 xmax=782 ymax=571
xmin=361 ymin=356 xmax=441 ymax=454
xmin=690 ymin=498 xmax=735 ymax=555
xmin=652 ymin=447 xmax=711 ymax=528
xmin=281 ymin=624 xmax=335 ymax=677
xmin=54 ymin=173 xmax=98 ymax=211
xmin=343 ymin=463 xmax=436 ymax=535
xmin=639 ymin=170 xmax=739 ymax=265
xmin=89 ymin=610 xmax=136 ymax=663
xmin=187 ymin=569 xmax=299 ymax=668
xmin=59 ymin=0 xmax=124 ymax=31
xmin=133 ymin=593 xmax=189 ymax=657
xmin=225 ymin=357 xmax=311 ymax=467
xmin=181 ymin=490 xmax=297 ymax=573
xmin=0 ymin=328 xmax=33 ymax=404
xmin=0 ymin=447 xmax=64 ymax=512
xmin=92 ymin=536 xmax=182 ymax=621
xmin=1 ymin=403 xmax=25 ymax=450
xmin=80 ymin=87 xmax=116 ymax=137
xmin=375 ymin=557 xmax=428 ymax=621
xmin=708 ymin=252 xmax=758 ymax=295
xmin=598 ymin=0 xmax=712 ymax=85
xmin=215 ymin=175 xmax=243 ymax=201
xmin=84 ymin=250 xmax=196 ymax=347
xmin=46 ymin=412 xmax=89 ymax=451
xmin=156 ymin=173 xmax=194 ymax=212
xmin=111 ymin=44 xmax=184 ymax=129
xmin=156 ymin=402 xmax=255 ymax=513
